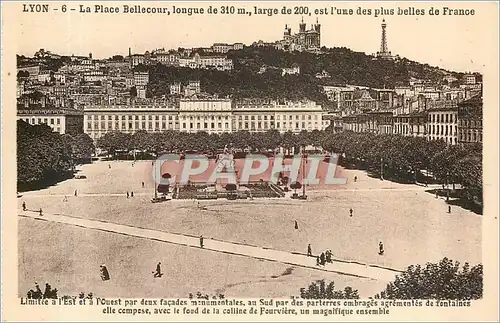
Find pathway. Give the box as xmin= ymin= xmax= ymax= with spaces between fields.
xmin=19 ymin=211 xmax=401 ymax=282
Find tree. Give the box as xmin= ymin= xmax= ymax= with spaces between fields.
xmin=129 ymin=86 xmax=138 ymax=97
xmin=299 ymin=280 xmax=359 ymax=299
xmin=131 ymin=130 xmax=151 ymax=151
xmin=290 ymin=181 xmax=301 ymax=194
xmin=97 ymin=131 xmax=132 ymax=157
xmin=262 ymin=129 xmax=282 ymax=151
xmin=66 ymin=133 xmax=95 ymax=163
xmin=17 ymin=121 xmax=74 ymax=190
xmin=377 ymin=258 xmax=483 ymax=300
xmin=17 ymin=70 xmax=29 ymax=78
xmin=188 ymin=292 xmax=225 ymax=300
xmin=225 ymin=183 xmax=237 ymax=199
xmin=453 ymin=156 xmax=482 ymax=202
xmin=110 ymin=55 xmax=124 ymax=61
xmin=158 ymin=173 xmax=171 ymax=194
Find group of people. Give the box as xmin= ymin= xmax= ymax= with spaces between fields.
xmin=316 ymin=249 xmax=334 ymax=266
xmin=126 ymin=191 xmax=134 ymax=198
xmin=26 ymin=282 xmax=57 ymax=299
xmin=308 ymin=241 xmax=385 ymax=264
xmin=307 ymin=245 xmax=333 ymax=266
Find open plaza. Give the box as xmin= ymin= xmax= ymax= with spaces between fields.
xmin=18 ymin=159 xmax=482 ymax=298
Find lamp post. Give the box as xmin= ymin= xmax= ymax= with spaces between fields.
xmin=154 ymin=163 xmax=158 ymax=200
xmin=380 ymin=158 xmax=384 ymax=180
xmin=302 ymin=147 xmax=307 ymax=197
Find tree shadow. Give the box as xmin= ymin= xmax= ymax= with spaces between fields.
xmin=425 ymin=189 xmax=483 ymax=215
xmin=17 ymin=171 xmax=75 ymax=192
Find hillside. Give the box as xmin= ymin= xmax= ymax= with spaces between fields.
xmin=143 ymin=46 xmax=465 ymax=104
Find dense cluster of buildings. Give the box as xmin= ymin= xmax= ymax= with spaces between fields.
xmin=324 ymin=73 xmax=483 ymax=145
xmin=129 ymin=44 xmax=235 ymax=71
xmin=16 ymin=33 xmax=483 ymax=148
xmin=16 ymin=48 xmax=331 ymax=138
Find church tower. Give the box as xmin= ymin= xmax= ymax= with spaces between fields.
xmin=314 ymin=18 xmax=321 ymax=48
xmin=299 ymin=16 xmax=306 ymax=33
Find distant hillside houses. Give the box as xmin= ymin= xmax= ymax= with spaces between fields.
xmin=129 ymin=49 xmax=233 ymax=71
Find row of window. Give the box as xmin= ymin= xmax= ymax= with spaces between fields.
xmin=20 ymin=117 xmax=61 ymax=125
xmin=19 ymin=118 xmax=62 ymax=133
xmin=237 ymin=121 xmax=321 ymax=129
xmin=428 ymin=137 xmax=458 ymax=144
xmin=459 ymin=119 xmax=483 ymax=128
xmin=86 ymin=120 xmax=323 ymax=131
xmin=427 ymin=125 xmax=457 ymax=136
xmin=428 ymin=113 xmax=456 ymax=124
xmin=459 ymin=131 xmax=482 ymax=143
xmin=85 ymin=114 xmax=323 ymax=122
xmin=235 ymin=115 xmax=319 ymax=121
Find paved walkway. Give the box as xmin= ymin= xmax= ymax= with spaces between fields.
xmin=21 ymin=185 xmax=436 ymax=198
xmin=19 ymin=211 xmax=401 ymax=282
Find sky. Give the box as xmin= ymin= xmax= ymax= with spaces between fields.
xmin=7 ymin=1 xmax=499 ymax=73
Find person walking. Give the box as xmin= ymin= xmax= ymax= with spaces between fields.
xmin=43 ymin=283 xmax=51 ymax=299
xmin=109 ymin=164 xmax=111 ymax=169
xmin=199 ymin=235 xmax=204 ymax=248
xmin=126 ymin=192 xmax=129 ymax=198
xmin=294 ymin=220 xmax=299 ymax=230
xmin=320 ymin=252 xmax=326 ymax=266
xmin=131 ymin=191 xmax=134 ymax=198
xmin=316 ymin=256 xmax=320 ymax=266
xmin=448 ymin=205 xmax=451 ymax=213
xmin=35 ymin=282 xmax=42 ymax=298
xmin=100 ymin=264 xmax=110 ymax=281
xmin=307 ymin=244 xmax=312 ymax=257
xmin=349 ymin=208 xmax=353 ymax=217
xmin=142 ymin=182 xmax=145 ymax=188
xmin=153 ymin=262 xmax=162 ymax=278
xmin=379 ymin=242 xmax=384 ymax=255
xmin=354 ymin=176 xmax=357 ymax=183
xmin=22 ymin=201 xmax=26 ymax=211
xmin=63 ymin=196 xmax=68 ymax=202
xmin=39 ymin=208 xmax=43 ymax=216
xmin=74 ymin=190 xmax=78 ymax=197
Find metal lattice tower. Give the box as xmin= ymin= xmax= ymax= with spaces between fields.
xmin=380 ymin=19 xmax=388 ymax=54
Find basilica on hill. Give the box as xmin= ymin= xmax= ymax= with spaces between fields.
xmin=278 ymin=17 xmax=321 ymax=52
xmin=253 ymin=17 xmax=321 ymax=52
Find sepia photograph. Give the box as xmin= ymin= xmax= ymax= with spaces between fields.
xmin=2 ymin=1 xmax=499 ymax=321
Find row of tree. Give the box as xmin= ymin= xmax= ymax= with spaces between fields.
xmin=320 ymin=131 xmax=482 ymax=202
xmin=96 ymin=129 xmax=325 ymax=156
xmin=96 ymin=129 xmax=482 ymax=201
xmin=17 ymin=121 xmax=95 ymax=191
xmin=301 ymin=258 xmax=482 ymax=300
